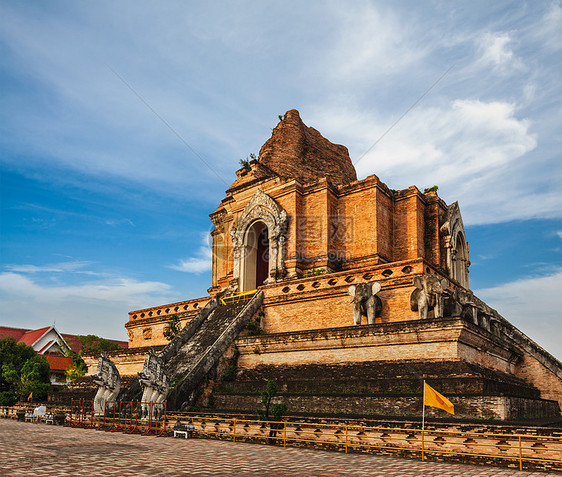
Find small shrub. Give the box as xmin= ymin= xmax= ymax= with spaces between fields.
xmin=163 ymin=314 xmax=181 ymax=341
xmin=304 ymin=268 xmax=326 ymax=277
xmin=239 ymin=158 xmax=251 ymax=171
xmin=246 ymin=319 xmax=264 ymax=336
xmin=271 ymin=402 xmax=287 ymax=420
xmin=239 ymin=153 xmax=258 ymax=172
xmin=423 ymin=185 xmax=439 ymax=193
xmin=169 ymin=377 xmax=182 ymax=388
xmin=220 ymin=364 xmax=237 ymax=382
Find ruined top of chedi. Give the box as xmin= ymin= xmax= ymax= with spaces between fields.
xmin=257 ymin=109 xmax=358 ymax=186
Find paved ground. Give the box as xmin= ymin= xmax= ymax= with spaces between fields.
xmin=0 ymin=420 xmax=558 ymax=476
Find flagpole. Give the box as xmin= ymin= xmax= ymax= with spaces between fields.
xmin=422 ymin=379 xmax=425 ymax=431
xmin=422 ymin=379 xmax=426 ymax=462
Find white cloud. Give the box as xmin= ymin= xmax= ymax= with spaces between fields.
xmin=557 ymin=231 xmax=562 ymax=239
xmin=476 ymin=31 xmax=523 ymax=72
xmin=0 ymin=272 xmax=173 ymax=340
xmin=0 ymin=272 xmax=171 ymax=305
xmin=0 ymin=1 xmax=559 ymax=227
xmin=537 ymin=1 xmax=562 ymax=50
xmin=311 ymin=97 xmax=546 ymax=225
xmin=105 ymin=218 xmax=135 ymax=227
xmin=169 ymin=234 xmax=213 ymax=274
xmin=475 ymin=269 xmax=562 ymax=361
xmin=4 ymin=261 xmax=92 ymax=274
xmin=319 ymin=3 xmax=424 ymax=83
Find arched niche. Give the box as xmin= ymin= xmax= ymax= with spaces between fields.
xmin=440 ymin=201 xmax=470 ymax=289
xmin=231 ymin=189 xmax=288 ymax=291
xmin=453 ymin=231 xmax=469 ymax=287
xmin=241 ymin=221 xmax=270 ymax=291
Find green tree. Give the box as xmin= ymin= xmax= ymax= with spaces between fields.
xmin=163 ymin=314 xmax=182 ymax=341
xmin=74 ymin=334 xmax=122 ymax=356
xmin=2 ymin=358 xmax=50 ymax=400
xmin=65 ymin=350 xmax=88 ymax=381
xmin=258 ymin=380 xmax=287 ymax=445
xmin=0 ymin=336 xmax=36 ymax=372
xmin=62 ymin=334 xmax=123 ymax=381
xmin=0 ymin=337 xmax=50 ymax=402
xmin=259 ymin=380 xmax=287 ymax=420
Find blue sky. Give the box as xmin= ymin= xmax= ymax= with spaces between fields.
xmin=1 ymin=1 xmax=561 ymax=359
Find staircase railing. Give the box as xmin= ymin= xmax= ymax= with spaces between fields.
xmin=220 ymin=289 xmax=257 ymax=305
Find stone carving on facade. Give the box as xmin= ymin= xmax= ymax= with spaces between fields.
xmin=231 ymin=189 xmax=289 ymax=289
xmin=348 ymin=281 xmax=382 ymax=325
xmin=440 ymin=202 xmax=470 ymax=289
xmin=410 ymin=274 xmax=449 ymax=320
xmin=138 ymin=348 xmax=170 ymax=420
xmin=92 ymin=351 xmax=121 ymax=415
xmin=448 ymin=287 xmax=496 ymax=333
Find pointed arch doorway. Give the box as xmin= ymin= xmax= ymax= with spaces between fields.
xmin=231 ymin=189 xmax=289 ymax=292
xmin=241 ymin=221 xmax=270 ymax=291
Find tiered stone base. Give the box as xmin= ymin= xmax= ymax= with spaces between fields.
xmin=210 ymin=317 xmax=562 ymax=421
xmin=213 ymin=361 xmax=558 ymax=420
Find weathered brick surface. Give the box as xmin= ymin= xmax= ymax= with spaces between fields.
xmin=235 ymin=318 xmax=514 ymax=371
xmin=209 ymin=138 xmax=445 ymax=287
xmin=126 ymin=296 xmax=209 ymax=348
xmin=213 ymin=393 xmax=558 ymax=421
xmin=259 ymin=109 xmax=357 ymax=187
xmin=117 ymin=109 xmax=562 ymax=422
xmin=213 ymin=360 xmax=558 ymax=420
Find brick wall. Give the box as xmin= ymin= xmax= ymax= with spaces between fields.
xmin=212 ymin=393 xmax=558 ymax=421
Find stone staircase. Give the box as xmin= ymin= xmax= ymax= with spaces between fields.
xmin=119 ymin=290 xmax=263 ymax=410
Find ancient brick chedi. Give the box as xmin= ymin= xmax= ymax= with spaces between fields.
xmin=104 ymin=110 xmax=562 ymax=420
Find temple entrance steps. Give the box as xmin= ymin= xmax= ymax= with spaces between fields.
xmin=118 ymin=290 xmax=264 ymax=410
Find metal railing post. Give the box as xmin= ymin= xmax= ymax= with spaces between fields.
xmin=519 ymin=436 xmax=522 ymax=471
xmin=233 ymin=419 xmax=236 ymax=442
xmin=345 ymin=426 xmax=348 ymax=453
xmin=79 ymin=399 xmax=84 ymax=426
xmin=283 ymin=422 xmax=286 ymax=447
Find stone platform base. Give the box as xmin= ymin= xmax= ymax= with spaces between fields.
xmin=212 ymin=392 xmax=559 ymax=421
xmin=211 ymin=360 xmax=560 ymax=421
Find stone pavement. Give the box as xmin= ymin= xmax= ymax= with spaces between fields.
xmin=0 ymin=420 xmax=558 ymax=476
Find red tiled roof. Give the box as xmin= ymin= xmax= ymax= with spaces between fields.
xmin=1 ymin=326 xmax=128 ymax=352
xmin=45 ymin=355 xmax=73 ymax=372
xmin=60 ymin=334 xmax=81 ymax=353
xmin=20 ymin=326 xmax=51 ymax=347
xmin=0 ymin=326 xmax=29 ymax=341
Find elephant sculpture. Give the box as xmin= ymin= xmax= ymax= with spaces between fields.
xmin=92 ymin=351 xmax=121 ymax=416
xmin=348 ymin=281 xmax=382 ymax=325
xmin=410 ymin=274 xmax=449 ymax=320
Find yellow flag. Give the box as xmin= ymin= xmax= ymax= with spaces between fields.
xmin=424 ymin=382 xmax=454 ymax=415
